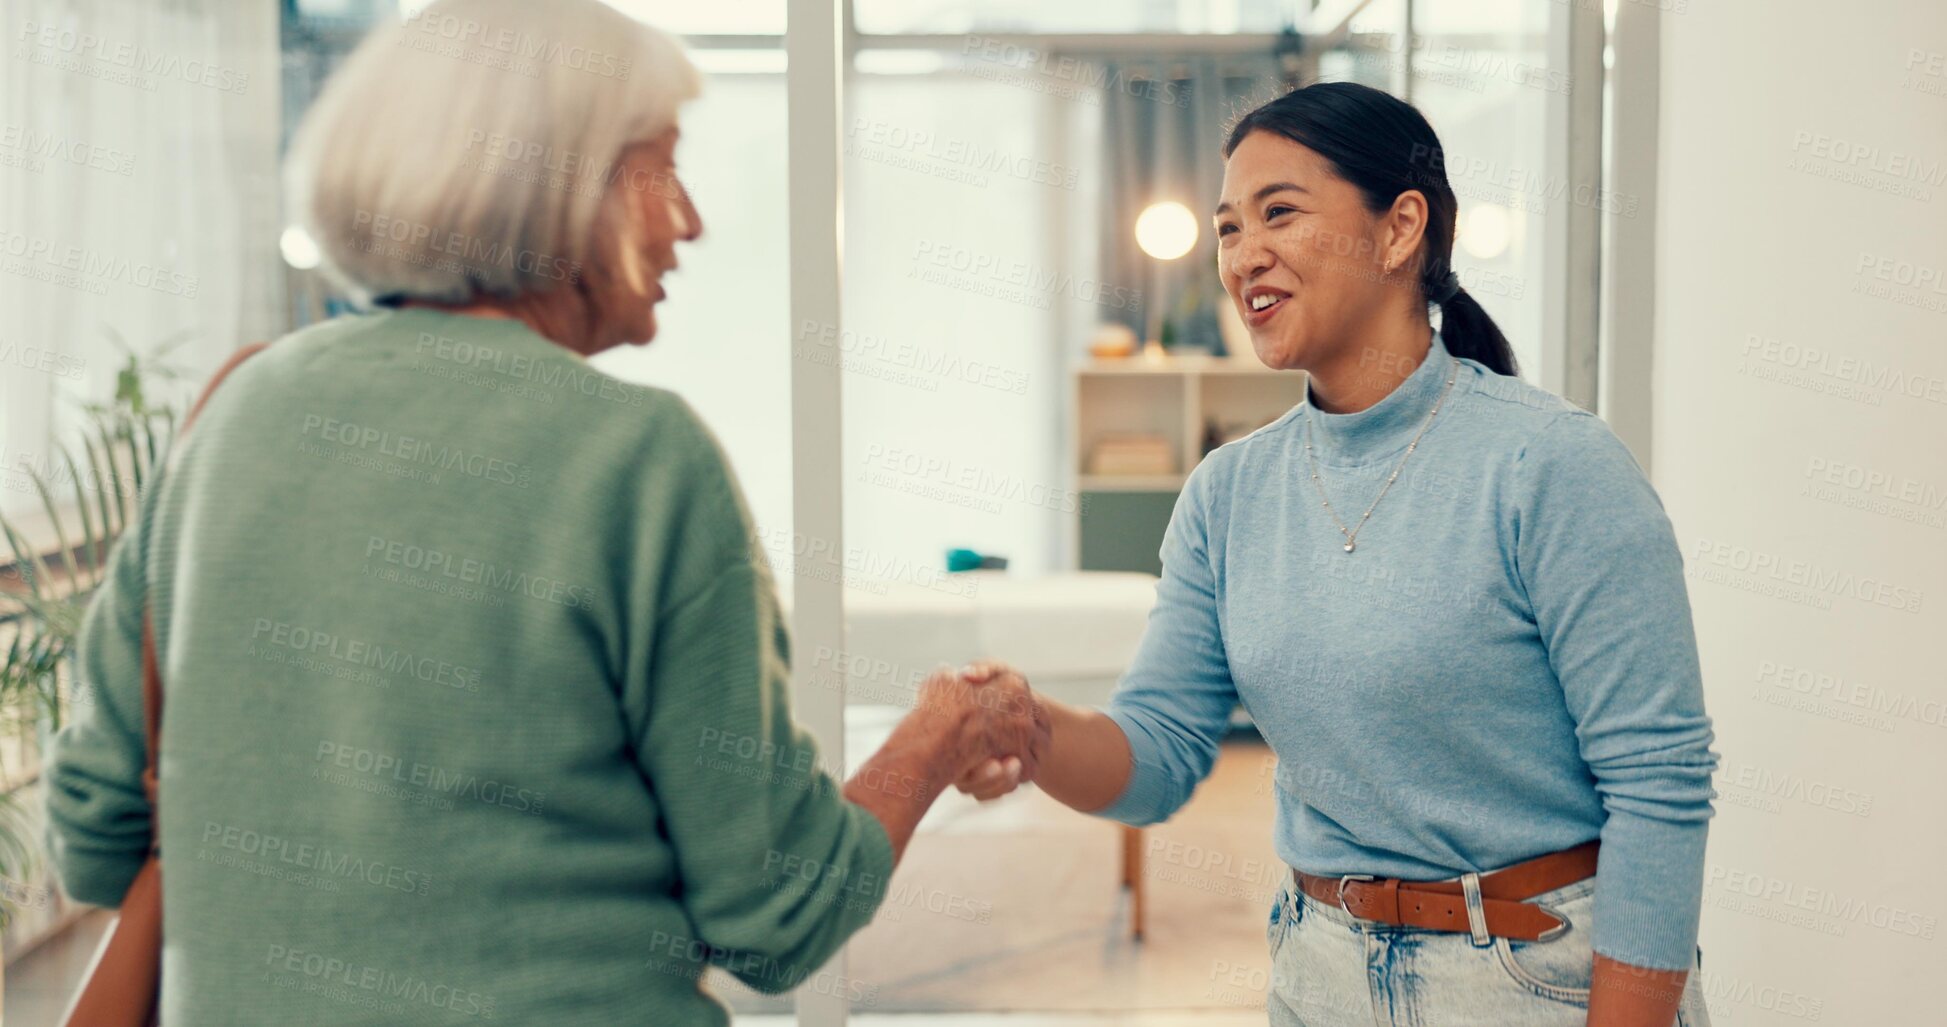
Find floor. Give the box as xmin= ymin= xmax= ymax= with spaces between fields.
xmin=716 ymin=730 xmax=1283 ymax=1016
xmin=5 ymin=726 xmax=1283 ymax=1025
xmin=5 ymin=908 xmax=111 ymax=1026
xmin=741 ymin=1017 xmax=1269 ymax=1026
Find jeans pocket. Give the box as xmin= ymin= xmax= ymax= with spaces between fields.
xmin=1267 ymin=886 xmax=1302 ymax=955
xmin=1491 ymin=887 xmax=1596 ymax=1007
xmin=1268 ymin=888 xmax=1293 ymax=954
xmin=1493 ymin=937 xmax=1592 ymax=1007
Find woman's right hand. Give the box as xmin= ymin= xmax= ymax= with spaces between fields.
xmin=951 ymin=660 xmax=1137 ymax=814
xmin=846 ymin=662 xmax=1049 ymax=861
xmin=951 ymin=661 xmax=1050 ymax=801
xmin=912 ymin=662 xmax=1049 ymax=786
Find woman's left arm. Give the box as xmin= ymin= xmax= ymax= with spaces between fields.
xmin=44 ymin=496 xmax=157 ymax=907
xmin=1512 ymin=411 xmax=1720 ymax=1027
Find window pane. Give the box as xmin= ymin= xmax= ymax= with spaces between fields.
xmin=590 ymin=75 xmax=795 ymax=545
xmin=597 ymin=0 xmax=784 ymax=35
xmin=855 ymin=0 xmax=1294 ymax=36
xmin=839 ymin=72 xmax=1068 ymax=578
xmin=382 ymin=0 xmax=787 ymax=35
xmin=1344 ymin=0 xmax=1556 ymax=380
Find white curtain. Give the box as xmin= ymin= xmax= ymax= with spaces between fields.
xmin=0 ymin=0 xmax=283 ymax=521
xmin=0 ymin=0 xmax=281 ymax=955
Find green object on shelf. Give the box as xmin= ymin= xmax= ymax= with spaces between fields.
xmin=945 ymin=548 xmax=1009 ymax=572
xmin=1078 ymin=489 xmax=1176 ymax=577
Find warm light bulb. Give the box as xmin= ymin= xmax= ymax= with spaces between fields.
xmin=1135 ymin=201 xmax=1198 ymax=260
xmin=1459 ymin=203 xmax=1512 ymax=261
xmin=279 ymin=225 xmax=321 ymax=270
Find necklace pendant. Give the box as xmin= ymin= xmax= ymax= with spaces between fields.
xmin=1342 ymin=540 xmax=1356 ymax=553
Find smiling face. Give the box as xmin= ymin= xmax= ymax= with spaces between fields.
xmin=589 ymin=128 xmax=702 ymax=349
xmin=1215 ymin=130 xmax=1425 ymax=371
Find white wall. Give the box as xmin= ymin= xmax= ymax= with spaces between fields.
xmin=1656 ymin=3 xmax=1947 ymax=1023
xmin=595 ymin=74 xmax=796 ymax=547
xmin=600 ymin=71 xmax=1070 ymax=586
xmin=840 ymin=73 xmax=1068 ymax=578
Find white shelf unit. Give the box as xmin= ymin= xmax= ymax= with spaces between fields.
xmin=1069 ymin=351 xmax=1308 ymax=574
xmin=1074 ymin=353 xmax=1309 ymax=487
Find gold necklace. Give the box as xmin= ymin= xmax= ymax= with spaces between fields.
xmin=1302 ymin=355 xmax=1459 ymax=553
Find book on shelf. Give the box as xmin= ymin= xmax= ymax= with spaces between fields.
xmin=1088 ymin=434 xmax=1175 ymax=476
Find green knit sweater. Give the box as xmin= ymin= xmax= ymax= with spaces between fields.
xmin=45 ymin=307 xmax=894 ymax=1025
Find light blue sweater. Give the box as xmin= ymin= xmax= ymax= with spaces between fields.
xmin=1099 ymin=330 xmax=1718 ymax=971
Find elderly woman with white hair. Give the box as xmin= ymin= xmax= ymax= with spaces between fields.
xmin=42 ymin=1 xmax=1042 ymax=1023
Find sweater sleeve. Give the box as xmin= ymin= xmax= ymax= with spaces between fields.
xmin=1096 ymin=460 xmax=1240 ymax=826
xmin=625 ymin=418 xmax=893 ymax=995
xmin=43 ymin=497 xmax=155 ymax=908
xmin=1514 ymin=411 xmax=1719 ymax=971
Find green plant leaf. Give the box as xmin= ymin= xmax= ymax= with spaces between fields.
xmin=139 ymin=412 xmax=162 ymax=473
xmin=25 ymin=468 xmax=77 ymax=586
xmin=81 ymin=431 xmax=118 ymax=542
xmin=0 ymin=516 xmax=52 ymax=604
xmin=55 ymin=443 xmax=104 ymax=590
xmin=123 ymin=420 xmax=146 ymax=496
xmin=0 ymin=791 xmax=42 ymax=926
xmin=93 ymin=413 xmax=131 ymax=532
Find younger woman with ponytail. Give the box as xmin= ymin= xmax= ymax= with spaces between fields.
xmin=960 ymin=82 xmax=1717 ymax=1026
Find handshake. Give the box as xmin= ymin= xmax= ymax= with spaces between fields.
xmin=845 ymin=659 xmax=1092 ymax=858
xmin=906 ymin=660 xmax=1052 ymax=802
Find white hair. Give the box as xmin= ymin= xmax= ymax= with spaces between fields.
xmin=286 ymin=0 xmax=701 ymax=306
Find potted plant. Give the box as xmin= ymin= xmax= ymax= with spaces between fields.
xmin=0 ymin=335 xmax=185 ymax=964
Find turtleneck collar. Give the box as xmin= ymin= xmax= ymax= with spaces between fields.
xmin=1301 ymin=331 xmax=1463 ymax=466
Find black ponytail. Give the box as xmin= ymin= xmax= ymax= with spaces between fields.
xmin=1224 ymin=82 xmax=1520 ymax=378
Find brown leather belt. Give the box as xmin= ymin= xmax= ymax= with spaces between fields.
xmin=1292 ymin=841 xmax=1598 ymax=942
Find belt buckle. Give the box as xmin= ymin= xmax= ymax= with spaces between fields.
xmin=1532 ymin=901 xmax=1573 ymax=943
xmin=1337 ymin=874 xmax=1376 ymax=918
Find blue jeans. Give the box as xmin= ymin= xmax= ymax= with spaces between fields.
xmin=1264 ymin=873 xmax=1713 ymax=1026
